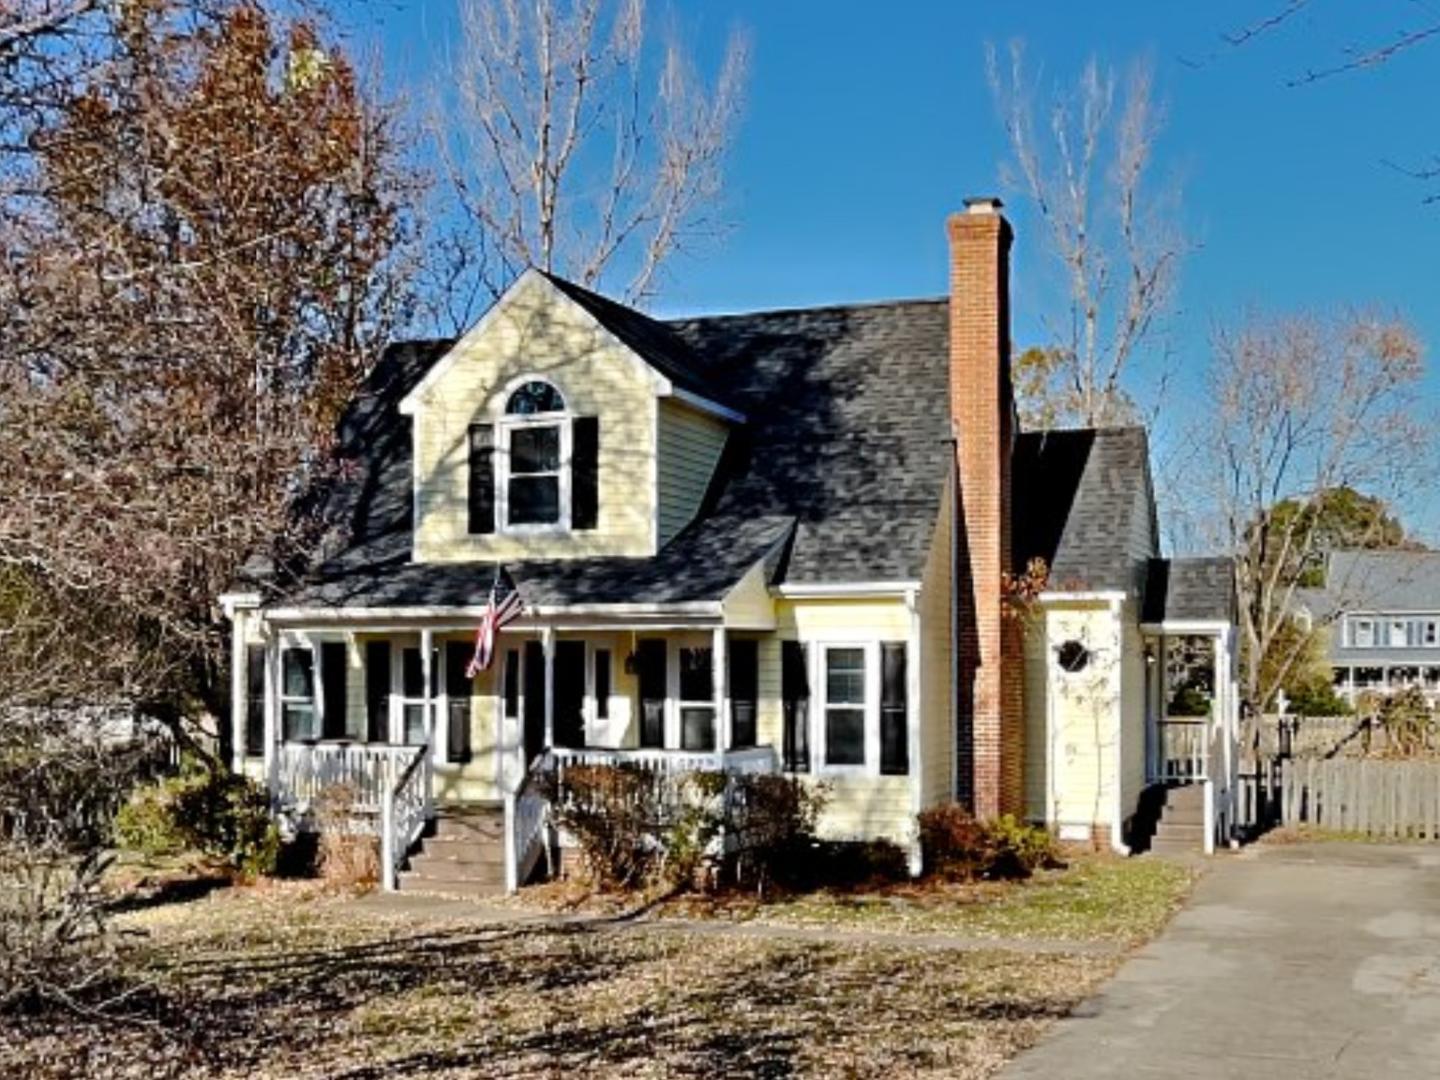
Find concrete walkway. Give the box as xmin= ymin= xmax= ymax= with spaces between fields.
xmin=1001 ymin=842 xmax=1440 ymax=1079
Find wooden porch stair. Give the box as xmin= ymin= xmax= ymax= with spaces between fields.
xmin=397 ymin=803 xmax=506 ymax=897
xmin=1142 ymin=783 xmax=1206 ymax=856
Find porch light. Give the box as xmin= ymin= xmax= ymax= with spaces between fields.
xmin=623 ymin=652 xmax=639 ymax=676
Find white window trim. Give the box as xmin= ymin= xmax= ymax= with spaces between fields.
xmin=495 ymin=375 xmax=573 ymax=536
xmin=279 ymin=644 xmax=318 ymax=741
xmin=393 ymin=642 xmax=432 ymax=748
xmin=815 ymin=641 xmax=879 ymax=777
xmin=669 ymin=638 xmax=718 ymax=752
xmin=1351 ymin=617 xmax=1375 ymax=649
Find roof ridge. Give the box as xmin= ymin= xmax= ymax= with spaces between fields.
xmin=663 ymin=294 xmax=948 ymax=324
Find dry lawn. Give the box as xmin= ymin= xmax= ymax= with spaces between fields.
xmin=0 ymin=856 xmax=1194 ymax=1079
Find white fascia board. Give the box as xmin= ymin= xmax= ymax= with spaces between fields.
xmin=669 ymin=386 xmax=747 ymax=425
xmin=218 ymin=592 xmax=263 ymax=618
xmin=1140 ymin=619 xmax=1232 ymax=635
xmin=263 ymin=601 xmax=723 ymax=624
xmin=773 ymin=580 xmax=922 ymax=600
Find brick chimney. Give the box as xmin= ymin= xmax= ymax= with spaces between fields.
xmin=948 ymin=197 xmax=1023 ymax=820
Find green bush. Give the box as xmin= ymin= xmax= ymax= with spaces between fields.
xmin=917 ymin=803 xmax=1058 ymax=881
xmin=114 ymin=764 xmax=279 ymax=878
xmin=1167 ymin=682 xmax=1211 ymax=718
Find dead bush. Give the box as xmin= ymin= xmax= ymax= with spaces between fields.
xmin=311 ymin=784 xmax=380 ymax=891
xmin=918 ymin=803 xmax=1059 ymax=881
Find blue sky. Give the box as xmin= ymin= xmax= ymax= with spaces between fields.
xmin=361 ymin=0 xmax=1439 ymax=530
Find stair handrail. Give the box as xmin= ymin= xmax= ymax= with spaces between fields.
xmin=380 ymin=746 xmax=429 ymax=893
xmin=504 ymin=751 xmax=553 ymax=894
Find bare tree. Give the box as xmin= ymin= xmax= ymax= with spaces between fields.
xmin=987 ymin=42 xmax=1184 ymax=429
xmin=431 ymin=0 xmax=748 ymax=324
xmin=1191 ymin=310 xmax=1429 ymax=712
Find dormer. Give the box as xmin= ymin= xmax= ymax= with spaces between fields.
xmin=399 ymin=270 xmax=743 ymax=564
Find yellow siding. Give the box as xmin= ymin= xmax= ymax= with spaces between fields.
xmin=1039 ymin=601 xmax=1123 ymax=832
xmin=1117 ymin=606 xmax=1148 ymax=828
xmin=410 ymin=272 xmax=659 ymax=562
xmin=721 ymin=561 xmax=777 ymax=629
xmin=918 ymin=485 xmax=953 ymax=811
xmin=773 ymin=596 xmax=918 ymax=845
xmin=656 ymin=398 xmax=728 ymax=547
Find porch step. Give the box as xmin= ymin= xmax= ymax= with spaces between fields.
xmin=398 ymin=802 xmax=507 ymax=897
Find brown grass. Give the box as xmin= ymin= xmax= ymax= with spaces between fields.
xmin=0 ymin=884 xmax=1128 ymax=1079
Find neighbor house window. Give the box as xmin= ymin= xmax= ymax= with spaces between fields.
xmin=280 ymin=647 xmax=317 ymax=741
xmin=1391 ymin=619 xmax=1410 ymax=648
xmin=1426 ymin=622 xmax=1439 ymax=647
xmin=823 ymin=646 xmax=867 ymax=767
xmin=1351 ymin=618 xmax=1375 ymax=648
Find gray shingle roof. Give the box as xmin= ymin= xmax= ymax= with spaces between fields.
xmin=1301 ymin=550 xmax=1440 ymax=616
xmin=1142 ymin=557 xmax=1236 ymax=625
xmin=1013 ymin=427 xmax=1158 ymax=598
xmin=262 ymin=280 xmax=1162 ymax=612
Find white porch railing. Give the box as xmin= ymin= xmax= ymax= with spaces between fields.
xmin=381 ymin=747 xmax=430 ymax=892
xmin=550 ymin=745 xmax=779 ymax=776
xmin=275 ymin=742 xmax=423 ymax=812
xmin=505 ymin=751 xmax=552 ymax=894
xmin=1155 ymin=719 xmax=1209 ymax=783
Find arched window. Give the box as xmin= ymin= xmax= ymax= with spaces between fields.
xmin=505 ymin=380 xmax=566 ymax=416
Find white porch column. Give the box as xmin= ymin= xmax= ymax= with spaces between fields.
xmin=542 ymin=626 xmax=556 ymax=748
xmin=420 ymin=628 xmax=435 ymax=818
xmin=713 ymin=627 xmax=728 ymax=758
xmin=263 ymin=631 xmax=279 ymax=800
xmin=229 ymin=611 xmax=247 ymax=774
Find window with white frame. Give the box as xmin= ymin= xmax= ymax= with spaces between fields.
xmin=677 ymin=646 xmax=715 ymax=751
xmin=1351 ymin=618 xmax=1375 ymax=648
xmin=822 ymin=646 xmax=867 ymax=767
xmin=500 ymin=380 xmax=569 ymax=529
xmin=1392 ymin=619 xmax=1410 ymax=648
xmin=280 ymin=647 xmax=317 ymax=741
xmin=398 ymin=646 xmax=433 ymax=745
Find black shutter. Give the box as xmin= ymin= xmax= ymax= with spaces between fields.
xmin=365 ymin=641 xmax=391 ymax=742
xmin=880 ymin=641 xmax=909 ymax=775
xmin=571 ymin=416 xmax=598 ymax=530
xmin=321 ymin=642 xmax=349 ymax=740
xmin=504 ymin=649 xmax=521 ymax=719
xmin=637 ymin=639 xmax=666 ymax=749
xmin=595 ymin=649 xmax=611 ymax=720
xmin=445 ymin=641 xmax=473 ymax=764
xmin=729 ymin=639 xmax=758 ymax=749
xmin=523 ymin=640 xmax=546 ymax=762
xmin=244 ymin=644 xmax=265 ymax=756
xmin=468 ymin=423 xmax=495 ymax=534
xmin=782 ymin=641 xmax=810 ymax=773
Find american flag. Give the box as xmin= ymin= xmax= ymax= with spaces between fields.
xmin=466 ymin=568 xmax=524 ymax=677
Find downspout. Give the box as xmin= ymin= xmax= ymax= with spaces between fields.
xmin=1110 ymin=596 xmax=1132 ymax=856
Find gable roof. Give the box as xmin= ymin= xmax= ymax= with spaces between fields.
xmin=261 ymin=277 xmax=1164 ymax=611
xmin=1013 ymin=427 xmax=1158 ymax=599
xmin=1299 ymin=550 xmax=1440 ymax=617
xmin=1143 ymin=557 xmax=1236 ymax=625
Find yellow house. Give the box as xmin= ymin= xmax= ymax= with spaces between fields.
xmin=221 ymin=199 xmax=1237 ymax=894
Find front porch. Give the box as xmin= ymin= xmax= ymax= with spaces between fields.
xmin=239 ymin=613 xmax=781 ymax=890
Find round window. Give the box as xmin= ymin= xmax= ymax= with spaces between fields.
xmin=1056 ymin=640 xmax=1091 ymax=674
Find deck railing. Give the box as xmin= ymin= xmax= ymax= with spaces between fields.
xmin=1155 ymin=719 xmax=1209 ymax=783
xmin=550 ymin=744 xmax=779 ymax=777
xmin=380 ymin=747 xmax=430 ymax=892
xmin=275 ymin=742 xmax=423 ymax=812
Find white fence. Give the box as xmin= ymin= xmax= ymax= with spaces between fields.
xmin=275 ymin=742 xmax=424 ymax=813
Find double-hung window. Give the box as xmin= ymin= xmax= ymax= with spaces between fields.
xmin=1351 ymin=618 xmax=1375 ymax=648
xmin=822 ymin=646 xmax=867 ymax=767
xmin=500 ymin=380 xmax=568 ymax=530
xmin=678 ymin=646 xmax=716 ymax=751
xmin=280 ymin=647 xmax=317 ymax=741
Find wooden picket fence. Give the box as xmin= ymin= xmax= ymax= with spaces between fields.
xmin=1267 ymin=757 xmax=1440 ymax=840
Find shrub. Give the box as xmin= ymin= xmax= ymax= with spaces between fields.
xmin=115 ymin=763 xmax=279 ymax=879
xmin=1 ymin=709 xmax=157 ymax=1011
xmin=543 ymin=764 xmax=680 ymax=890
xmin=984 ymin=814 xmax=1058 ymax=879
xmin=917 ymin=802 xmax=989 ymax=879
xmin=728 ymin=774 xmax=829 ymax=894
xmin=312 ymin=784 xmax=380 ymax=890
xmin=918 ymin=803 xmax=1058 ymax=881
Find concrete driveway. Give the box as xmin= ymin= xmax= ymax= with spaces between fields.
xmin=1001 ymin=842 xmax=1440 ymax=1079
